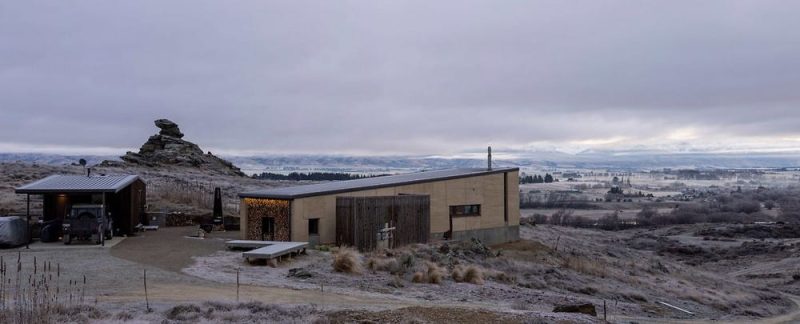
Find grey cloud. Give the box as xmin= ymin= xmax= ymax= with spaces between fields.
xmin=1 ymin=1 xmax=799 ymax=155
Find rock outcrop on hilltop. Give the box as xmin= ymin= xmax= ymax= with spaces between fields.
xmin=117 ymin=119 xmax=245 ymax=176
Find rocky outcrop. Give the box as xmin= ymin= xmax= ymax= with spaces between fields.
xmin=119 ymin=119 xmax=245 ymax=176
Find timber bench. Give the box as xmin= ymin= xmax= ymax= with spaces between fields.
xmin=226 ymin=240 xmax=308 ymax=266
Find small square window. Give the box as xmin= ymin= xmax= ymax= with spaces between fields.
xmin=450 ymin=204 xmax=481 ymax=217
xmin=308 ymin=218 xmax=319 ymax=235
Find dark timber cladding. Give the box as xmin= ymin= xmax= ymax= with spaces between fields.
xmin=15 ymin=175 xmax=146 ymax=235
xmin=336 ymin=195 xmax=430 ymax=251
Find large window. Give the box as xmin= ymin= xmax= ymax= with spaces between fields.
xmin=450 ymin=204 xmax=481 ymax=217
xmin=308 ymin=218 xmax=319 ymax=236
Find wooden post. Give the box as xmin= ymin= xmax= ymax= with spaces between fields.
xmin=101 ymin=193 xmax=106 ymax=247
xmin=236 ymin=268 xmax=240 ymax=303
xmin=603 ymin=300 xmax=607 ymax=321
xmin=26 ymin=194 xmax=30 ymax=249
xmin=554 ymin=235 xmax=560 ymax=252
xmin=143 ymin=269 xmax=150 ymax=311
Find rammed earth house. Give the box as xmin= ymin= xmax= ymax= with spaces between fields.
xmin=238 ymin=167 xmax=520 ymax=250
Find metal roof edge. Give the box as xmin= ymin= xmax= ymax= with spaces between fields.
xmin=239 ymin=167 xmax=519 ymax=200
xmin=14 ymin=174 xmax=142 ymax=194
xmin=14 ymin=174 xmax=59 ymax=193
xmin=112 ymin=175 xmax=141 ymax=193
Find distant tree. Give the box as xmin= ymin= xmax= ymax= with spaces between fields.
xmin=532 ymin=213 xmax=548 ymax=225
xmin=78 ymin=158 xmax=87 ymax=167
xmin=550 ymin=209 xmax=573 ymax=225
xmin=598 ymin=212 xmax=621 ymax=230
xmin=734 ymin=200 xmax=761 ymax=214
xmin=544 ymin=174 xmax=554 ymax=183
xmin=252 ymin=172 xmax=386 ymax=181
xmin=636 ymin=206 xmax=658 ymax=226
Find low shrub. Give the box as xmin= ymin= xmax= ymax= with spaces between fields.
xmin=388 ymin=275 xmax=405 ymax=288
xmin=165 ymin=304 xmax=203 ymax=321
xmin=399 ymin=253 xmax=416 ymax=271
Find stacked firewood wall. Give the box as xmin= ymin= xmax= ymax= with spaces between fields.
xmin=243 ymin=198 xmax=291 ymax=241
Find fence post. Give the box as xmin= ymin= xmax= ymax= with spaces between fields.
xmin=143 ymin=269 xmax=150 ymax=312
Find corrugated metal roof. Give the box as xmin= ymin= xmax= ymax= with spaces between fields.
xmin=239 ymin=167 xmax=518 ymax=199
xmin=15 ymin=174 xmax=141 ymax=194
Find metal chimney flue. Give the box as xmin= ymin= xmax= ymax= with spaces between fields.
xmin=487 ymin=146 xmax=492 ymax=170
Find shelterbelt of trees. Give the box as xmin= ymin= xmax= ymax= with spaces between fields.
xmin=251 ymin=172 xmax=387 ymax=181
xmin=520 ymin=174 xmax=554 ymax=184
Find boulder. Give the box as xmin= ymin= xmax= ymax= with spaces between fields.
xmin=155 ymin=119 xmax=184 ymax=138
xmin=553 ymin=303 xmax=597 ymax=316
xmin=287 ymin=268 xmax=313 ymax=279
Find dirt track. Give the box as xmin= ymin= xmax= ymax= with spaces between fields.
xmin=110 ymin=226 xmax=238 ymax=272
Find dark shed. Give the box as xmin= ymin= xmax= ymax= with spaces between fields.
xmin=15 ymin=175 xmax=146 ymax=236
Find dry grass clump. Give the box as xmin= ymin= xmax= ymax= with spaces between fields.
xmin=464 ymin=266 xmax=484 ymax=285
xmin=426 ymin=262 xmax=444 ymax=284
xmin=409 ymin=262 xmax=444 ymax=284
xmin=366 ymin=258 xmax=380 ymax=271
xmin=451 ymin=265 xmax=484 ymax=285
xmin=451 ymin=266 xmax=465 ymax=282
xmin=164 ymin=302 xmax=325 ymax=322
xmin=412 ymin=272 xmax=425 ymax=283
xmin=366 ymin=257 xmax=403 ymax=275
xmin=492 ymin=271 xmax=516 ymax=284
xmin=561 ymin=255 xmax=607 ymax=277
xmin=332 ymin=247 xmax=362 ymax=274
xmin=165 ymin=304 xmax=204 ymax=321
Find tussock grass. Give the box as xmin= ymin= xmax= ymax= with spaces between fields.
xmin=464 ymin=266 xmax=484 ymax=285
xmin=425 ymin=262 xmax=444 ymax=284
xmin=451 ymin=266 xmax=465 ymax=282
xmin=332 ymin=247 xmax=362 ymax=274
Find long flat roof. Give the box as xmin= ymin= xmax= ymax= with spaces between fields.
xmin=239 ymin=167 xmax=518 ymax=199
xmin=15 ymin=174 xmax=141 ymax=194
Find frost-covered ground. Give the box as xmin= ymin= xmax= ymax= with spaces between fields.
xmin=185 ymin=223 xmax=799 ymax=322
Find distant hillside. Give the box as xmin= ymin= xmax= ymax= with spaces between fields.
xmin=3 ymin=151 xmax=800 ymax=175
xmin=0 ymin=153 xmax=116 ymax=166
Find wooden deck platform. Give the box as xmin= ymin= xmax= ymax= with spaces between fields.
xmin=226 ymin=240 xmax=309 ymax=266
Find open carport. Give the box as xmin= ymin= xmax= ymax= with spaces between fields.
xmin=15 ymin=174 xmax=147 ymax=241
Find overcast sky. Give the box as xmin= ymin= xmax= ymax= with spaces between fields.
xmin=2 ymin=1 xmax=799 ymax=156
